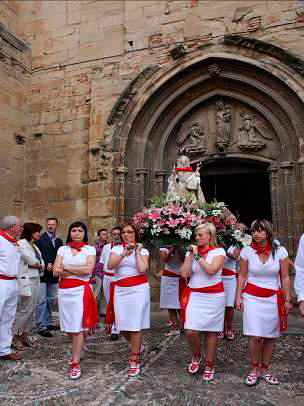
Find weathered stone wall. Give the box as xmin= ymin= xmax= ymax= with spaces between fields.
xmin=3 ymin=0 xmax=304 ymax=236
xmin=0 ymin=4 xmax=30 ymax=219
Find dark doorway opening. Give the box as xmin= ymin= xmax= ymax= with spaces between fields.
xmin=200 ymin=159 xmax=272 ymax=227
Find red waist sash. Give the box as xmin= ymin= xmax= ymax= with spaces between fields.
xmin=222 ymin=268 xmax=238 ymax=278
xmin=104 ymin=272 xmax=114 ymax=277
xmin=242 ymin=282 xmax=287 ymax=332
xmin=180 ymin=282 xmax=224 ymax=323
xmin=0 ymin=275 xmax=16 ymax=280
xmin=105 ymin=274 xmax=148 ymax=325
xmin=59 ymin=278 xmax=98 ymax=329
xmin=163 ymin=269 xmax=187 ymax=301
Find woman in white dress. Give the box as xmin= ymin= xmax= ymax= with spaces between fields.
xmin=180 ymin=223 xmax=225 ymax=381
xmin=235 ymin=219 xmax=292 ymax=386
xmin=159 ymin=246 xmax=184 ymax=336
xmin=105 ymin=222 xmax=150 ymax=377
xmin=53 ymin=222 xmax=97 ymax=380
xmin=13 ymin=223 xmax=44 ymax=349
xmin=217 ymin=244 xmax=240 ymax=340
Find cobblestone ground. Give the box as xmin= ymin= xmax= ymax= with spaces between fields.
xmin=1 ymin=311 xmax=304 ymax=406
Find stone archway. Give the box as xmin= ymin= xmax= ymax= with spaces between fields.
xmin=102 ymin=39 xmax=304 ymax=255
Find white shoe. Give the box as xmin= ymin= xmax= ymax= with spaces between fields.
xmin=129 ymin=364 xmax=140 ymax=377
xmin=70 ymin=363 xmax=81 ymax=380
xmin=202 ymin=369 xmax=214 ymax=381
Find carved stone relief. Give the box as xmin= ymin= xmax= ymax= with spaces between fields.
xmin=176 ymin=120 xmax=206 ymax=156
xmin=238 ymin=111 xmax=272 ymax=152
xmin=215 ymin=100 xmax=232 ymax=153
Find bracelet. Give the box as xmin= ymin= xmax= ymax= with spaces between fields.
xmin=193 ymin=253 xmax=201 ymax=261
xmin=119 ymin=253 xmax=125 ymax=257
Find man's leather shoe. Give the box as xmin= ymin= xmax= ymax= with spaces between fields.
xmin=110 ymin=334 xmax=119 ymax=341
xmin=47 ymin=325 xmax=59 ymax=331
xmin=38 ymin=330 xmax=53 ymax=337
xmin=0 ymin=351 xmax=22 ymax=360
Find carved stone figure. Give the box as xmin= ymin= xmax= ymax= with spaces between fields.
xmin=176 ymin=120 xmax=206 ymax=155
xmin=215 ymin=100 xmax=232 ymax=153
xmin=238 ymin=111 xmax=272 ymax=151
xmin=165 ymin=153 xmax=206 ymax=205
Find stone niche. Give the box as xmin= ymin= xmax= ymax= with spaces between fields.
xmin=164 ymin=97 xmax=277 ymax=172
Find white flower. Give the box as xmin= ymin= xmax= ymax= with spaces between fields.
xmin=215 ymin=202 xmax=225 ymax=208
xmin=212 ymin=210 xmax=222 ymax=216
xmin=233 ymin=229 xmax=242 ymax=240
xmin=163 ymin=228 xmax=170 ymax=235
xmin=196 ymin=209 xmax=206 ymax=217
xmin=240 ymin=234 xmax=252 ymax=246
xmin=175 ymin=227 xmax=192 ymax=240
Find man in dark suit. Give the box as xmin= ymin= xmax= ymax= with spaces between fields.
xmin=35 ymin=218 xmax=63 ymax=337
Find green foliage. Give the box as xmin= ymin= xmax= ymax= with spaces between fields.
xmin=149 ymin=193 xmax=167 ymax=207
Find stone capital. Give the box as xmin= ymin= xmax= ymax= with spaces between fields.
xmin=280 ymin=161 xmax=294 ymax=170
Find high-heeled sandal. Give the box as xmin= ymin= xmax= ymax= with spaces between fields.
xmin=245 ymin=363 xmax=259 ymax=386
xmin=129 ymin=352 xmax=140 ymax=377
xmin=260 ymin=363 xmax=279 ymax=385
xmin=188 ymin=352 xmax=201 ymax=374
xmin=202 ymin=361 xmax=214 ymax=381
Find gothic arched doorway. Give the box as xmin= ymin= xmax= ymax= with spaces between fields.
xmin=103 ymin=40 xmax=304 ymax=255
xmin=201 ymin=158 xmax=272 ymax=227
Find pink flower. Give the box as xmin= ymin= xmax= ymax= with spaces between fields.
xmin=166 ymin=218 xmax=180 ymax=228
xmin=168 ymin=206 xmax=180 ymax=216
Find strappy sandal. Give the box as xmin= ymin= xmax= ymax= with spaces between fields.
xmin=129 ymin=352 xmax=140 ymax=377
xmin=245 ymin=363 xmax=259 ymax=386
xmin=188 ymin=352 xmax=201 ymax=374
xmin=260 ymin=363 xmax=279 ymax=385
xmin=202 ymin=361 xmax=214 ymax=381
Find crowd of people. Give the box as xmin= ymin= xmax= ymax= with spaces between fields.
xmin=0 ymin=215 xmax=304 ymax=384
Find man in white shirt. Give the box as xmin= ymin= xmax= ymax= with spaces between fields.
xmin=100 ymin=226 xmax=122 ymax=340
xmin=0 ymin=216 xmax=23 ymax=360
xmin=294 ymin=234 xmax=304 ymax=315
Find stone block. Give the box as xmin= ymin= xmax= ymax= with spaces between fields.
xmin=88 ymin=197 xmax=114 ymax=217
xmin=59 ymin=107 xmax=77 ymax=121
xmin=77 ymin=104 xmax=90 ymax=118
xmin=46 ymin=121 xmax=63 ymax=135
xmin=40 ymin=110 xmax=59 ymax=124
xmin=183 ymin=14 xmax=202 ymax=38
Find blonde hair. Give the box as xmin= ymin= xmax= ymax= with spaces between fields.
xmin=194 ymin=223 xmax=218 ymax=247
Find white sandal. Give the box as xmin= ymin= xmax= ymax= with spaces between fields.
xmin=188 ymin=353 xmax=201 ymax=374
xmin=261 ymin=372 xmax=279 ymax=385
xmin=202 ymin=362 xmax=214 ymax=381
xmin=245 ymin=372 xmax=258 ymax=386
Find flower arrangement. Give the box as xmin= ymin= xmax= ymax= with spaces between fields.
xmin=133 ymin=196 xmax=251 ymax=249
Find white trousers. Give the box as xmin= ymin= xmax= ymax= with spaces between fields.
xmin=0 ymin=280 xmax=18 ymax=356
xmin=13 ymin=276 xmax=40 ymax=335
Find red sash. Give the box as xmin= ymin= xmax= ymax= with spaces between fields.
xmin=242 ymin=282 xmax=287 ymax=332
xmin=105 ymin=274 xmax=148 ymax=325
xmin=104 ymin=272 xmax=114 ymax=277
xmin=222 ymin=268 xmax=238 ymax=279
xmin=180 ymin=282 xmax=224 ymax=323
xmin=163 ymin=269 xmax=187 ymax=301
xmin=59 ymin=278 xmax=98 ymax=329
xmin=0 ymin=275 xmax=16 ymax=280
xmin=0 ymin=232 xmax=17 ymax=244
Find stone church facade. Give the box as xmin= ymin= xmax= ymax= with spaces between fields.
xmin=1 ymin=0 xmax=304 ymax=255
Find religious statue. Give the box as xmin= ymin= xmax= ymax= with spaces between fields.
xmin=176 ymin=120 xmax=206 ymax=155
xmin=238 ymin=111 xmax=272 ymax=152
xmin=165 ymin=153 xmax=206 ymax=205
xmin=215 ymin=100 xmax=232 ymax=153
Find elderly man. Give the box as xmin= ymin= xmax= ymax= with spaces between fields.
xmin=0 ymin=216 xmax=23 ymax=360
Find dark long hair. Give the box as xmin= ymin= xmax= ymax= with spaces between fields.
xmin=66 ymin=221 xmax=88 ymax=244
xmin=251 ymin=219 xmax=278 ymax=257
xmin=21 ymin=222 xmax=43 ymax=242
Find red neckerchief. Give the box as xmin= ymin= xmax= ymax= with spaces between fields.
xmin=0 ymin=231 xmax=17 ymax=244
xmin=250 ymin=241 xmax=271 ymax=256
xmin=176 ymin=167 xmax=193 ymax=172
xmin=67 ymin=241 xmax=85 ymax=252
xmin=197 ymin=245 xmax=215 ymax=257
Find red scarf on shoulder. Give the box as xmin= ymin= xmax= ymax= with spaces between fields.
xmin=197 ymin=245 xmax=215 ymax=257
xmin=250 ymin=241 xmax=271 ymax=256
xmin=0 ymin=232 xmax=17 ymax=244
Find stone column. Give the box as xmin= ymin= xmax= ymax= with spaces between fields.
xmin=280 ymin=161 xmax=296 ymax=254
xmin=135 ymin=168 xmax=148 ymax=212
xmin=114 ymin=166 xmax=128 ymax=222
xmin=154 ymin=170 xmax=167 ymax=195
xmin=268 ymin=164 xmax=279 ymax=233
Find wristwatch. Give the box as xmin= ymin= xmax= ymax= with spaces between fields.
xmin=194 ymin=253 xmax=201 ymax=261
